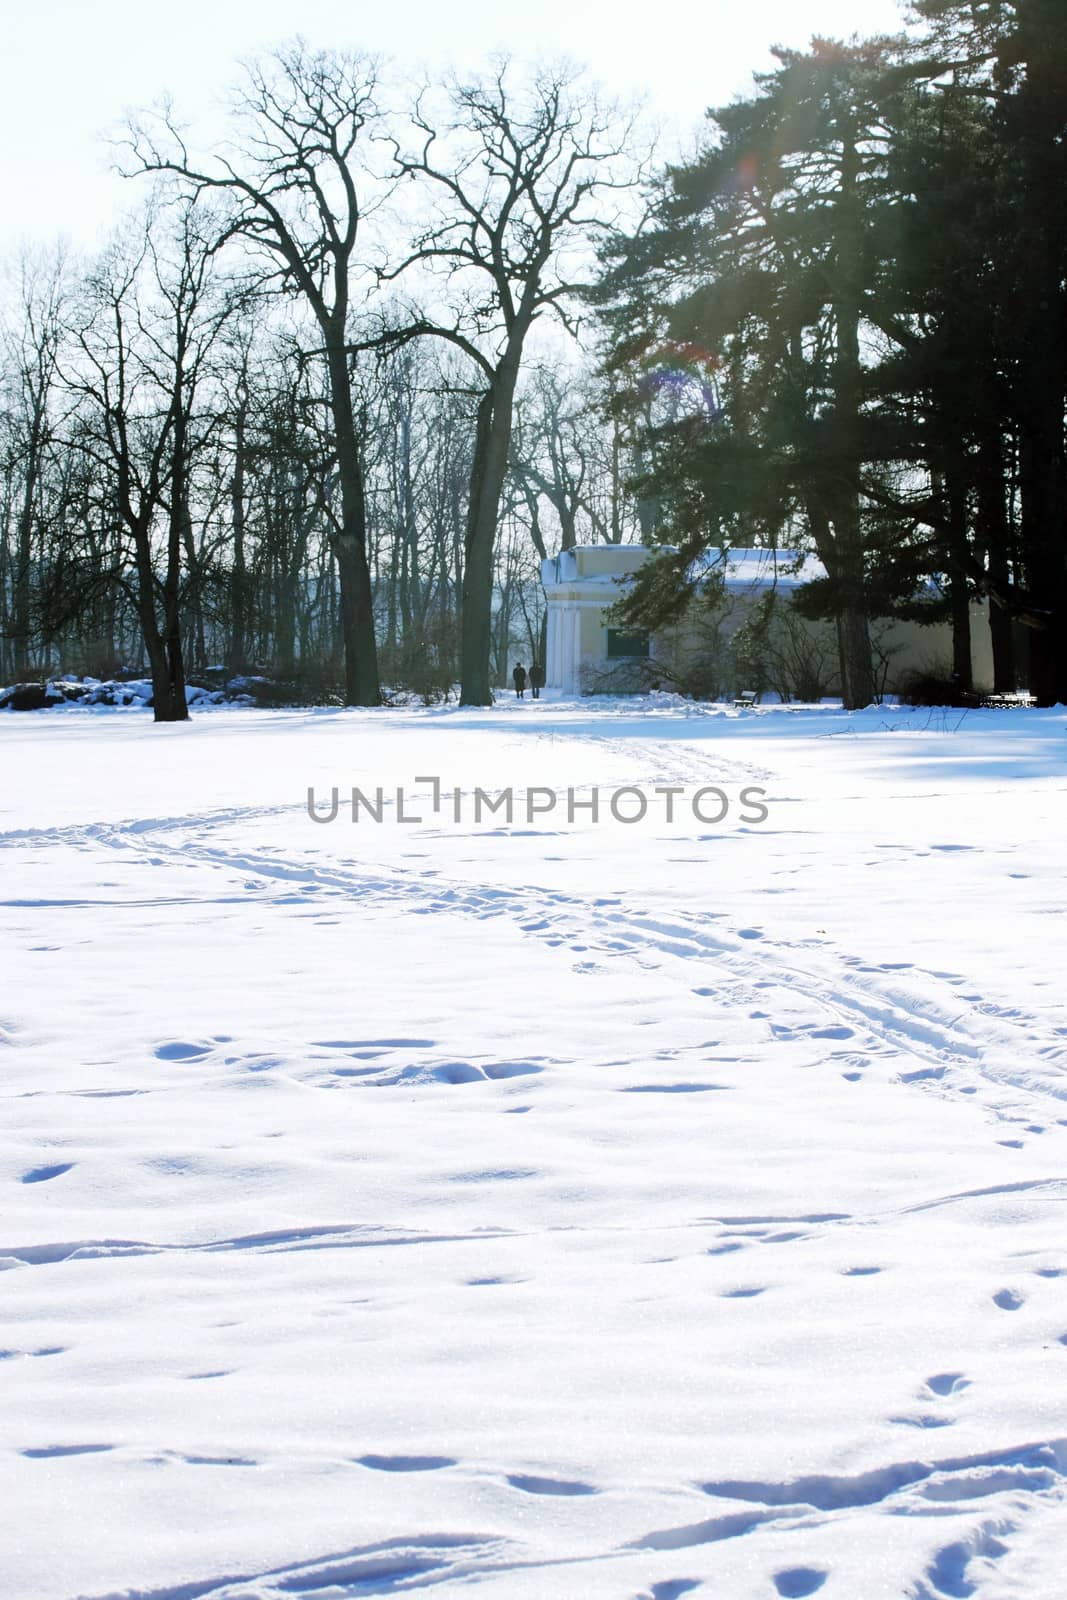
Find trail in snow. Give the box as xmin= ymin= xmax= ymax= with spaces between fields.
xmin=1 ymin=703 xmax=1066 ymax=1600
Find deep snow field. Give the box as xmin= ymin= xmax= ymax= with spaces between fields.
xmin=2 ymin=697 xmax=1066 ymax=1600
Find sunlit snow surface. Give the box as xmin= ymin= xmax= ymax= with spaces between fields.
xmin=2 ymin=698 xmax=1066 ymax=1600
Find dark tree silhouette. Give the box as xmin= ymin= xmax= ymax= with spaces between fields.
xmin=130 ymin=44 xmax=386 ymax=705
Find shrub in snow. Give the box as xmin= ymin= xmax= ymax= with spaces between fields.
xmin=898 ymin=666 xmax=969 ymax=708
xmin=0 ymin=682 xmax=55 ymax=711
xmin=0 ymin=670 xmax=340 ymax=711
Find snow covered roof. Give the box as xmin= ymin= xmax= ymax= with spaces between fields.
xmin=541 ymin=544 xmax=825 ymax=591
xmin=689 ymin=548 xmax=826 ymax=591
xmin=541 ymin=545 xmax=649 ymax=584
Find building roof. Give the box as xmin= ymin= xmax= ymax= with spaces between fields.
xmin=541 ymin=545 xmax=826 ymax=592
xmin=689 ymin=547 xmax=825 ymax=590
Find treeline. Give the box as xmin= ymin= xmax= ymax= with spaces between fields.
xmin=597 ymin=0 xmax=1067 ymax=706
xmin=5 ymin=6 xmax=1064 ymax=715
xmin=0 ymin=52 xmax=644 ymax=715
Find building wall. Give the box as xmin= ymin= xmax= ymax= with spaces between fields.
xmin=544 ymin=593 xmax=615 ymax=694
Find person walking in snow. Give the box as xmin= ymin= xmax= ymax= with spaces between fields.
xmin=512 ymin=662 xmax=527 ymax=699
xmin=529 ymin=661 xmax=544 ymax=698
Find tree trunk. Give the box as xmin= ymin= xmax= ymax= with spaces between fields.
xmin=974 ymin=420 xmax=1016 ymax=691
xmin=12 ymin=402 xmax=45 ymax=676
xmin=230 ymin=387 xmax=248 ymax=673
xmin=155 ymin=408 xmax=191 ymax=722
xmin=830 ymin=116 xmax=875 ymax=710
xmin=944 ymin=447 xmax=974 ymax=693
xmin=837 ymin=596 xmax=874 ymax=709
xmin=460 ymin=389 xmax=499 ymax=704
xmin=1016 ymin=57 xmax=1067 ymax=705
xmin=1018 ymin=351 xmax=1067 ymax=704
xmin=128 ymin=517 xmax=187 ymax=723
xmin=326 ymin=341 xmax=380 ymax=706
xmin=460 ymin=347 xmax=524 ymax=704
xmin=159 ymin=622 xmax=189 ymax=722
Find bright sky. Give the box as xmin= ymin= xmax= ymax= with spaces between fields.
xmin=1 ymin=0 xmax=905 ymax=255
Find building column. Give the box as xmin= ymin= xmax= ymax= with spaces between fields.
xmin=545 ymin=603 xmax=557 ymax=690
xmin=560 ymin=603 xmax=576 ymax=694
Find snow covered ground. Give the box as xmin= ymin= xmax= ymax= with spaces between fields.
xmin=2 ymin=698 xmax=1066 ymax=1600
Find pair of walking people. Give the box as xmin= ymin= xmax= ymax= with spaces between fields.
xmin=513 ymin=661 xmax=544 ymax=699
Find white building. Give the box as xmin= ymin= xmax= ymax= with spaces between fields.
xmin=540 ymin=544 xmax=993 ymax=698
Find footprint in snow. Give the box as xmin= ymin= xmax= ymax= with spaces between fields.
xmin=506 ymin=1473 xmax=598 ymax=1496
xmin=155 ymin=1041 xmax=212 ymax=1062
xmin=993 ymin=1288 xmax=1025 ymax=1311
xmin=925 ymin=1373 xmax=970 ymax=1397
xmin=22 ymin=1443 xmax=113 ymax=1458
xmin=312 ymin=1038 xmax=436 ymax=1050
xmin=357 ymin=1454 xmax=456 ymax=1473
xmin=21 ymin=1163 xmax=74 ymax=1184
xmin=430 ymin=1062 xmax=486 ymax=1084
xmin=622 ymin=1083 xmax=729 ymax=1095
xmin=483 ymin=1060 xmax=543 ymax=1079
xmin=774 ymin=1569 xmax=827 ymax=1598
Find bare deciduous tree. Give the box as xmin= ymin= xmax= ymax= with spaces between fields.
xmin=1 ymin=248 xmax=68 ymax=675
xmin=130 ymin=43 xmax=386 ymax=705
xmin=65 ymin=204 xmax=232 ymax=721
xmin=380 ymin=60 xmax=635 ymax=703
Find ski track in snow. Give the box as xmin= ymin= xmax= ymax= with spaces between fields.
xmin=5 ymin=787 xmax=1063 ymax=1124
xmin=3 ymin=711 xmax=1066 ymax=1600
